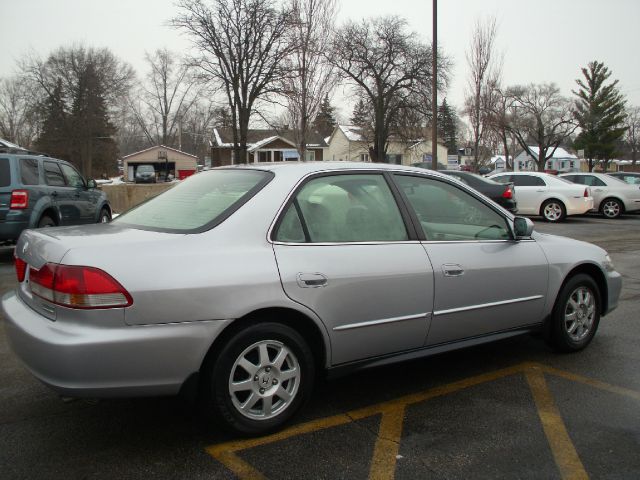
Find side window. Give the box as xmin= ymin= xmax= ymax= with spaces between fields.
xmin=20 ymin=158 xmax=40 ymax=185
xmin=44 ymin=161 xmax=66 ymax=187
xmin=513 ymin=175 xmax=545 ymax=187
xmin=275 ymin=174 xmax=408 ymax=243
xmin=394 ymin=175 xmax=510 ymax=241
xmin=60 ymin=163 xmax=85 ymax=188
xmin=563 ymin=175 xmax=579 ymax=184
xmin=583 ymin=176 xmax=605 ymax=187
xmin=492 ymin=175 xmax=512 ymax=184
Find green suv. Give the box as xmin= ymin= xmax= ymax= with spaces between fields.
xmin=0 ymin=149 xmax=112 ymax=243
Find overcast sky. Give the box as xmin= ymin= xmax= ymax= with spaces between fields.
xmin=1 ymin=0 xmax=639 ymax=121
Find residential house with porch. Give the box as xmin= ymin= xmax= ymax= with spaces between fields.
xmin=513 ymin=147 xmax=582 ymax=173
xmin=209 ymin=128 xmax=328 ymax=166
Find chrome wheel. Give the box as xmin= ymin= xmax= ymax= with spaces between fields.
xmin=228 ymin=340 xmax=300 ymax=421
xmin=601 ymin=199 xmax=621 ymax=218
xmin=543 ymin=201 xmax=563 ymax=222
xmin=563 ymin=286 xmax=596 ymax=342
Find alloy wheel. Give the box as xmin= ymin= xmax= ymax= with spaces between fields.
xmin=602 ymin=200 xmax=621 ymax=218
xmin=543 ymin=202 xmax=563 ymax=222
xmin=563 ymin=286 xmax=596 ymax=342
xmin=228 ymin=340 xmax=300 ymax=421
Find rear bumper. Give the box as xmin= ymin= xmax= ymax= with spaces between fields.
xmin=0 ymin=217 xmax=29 ymax=242
xmin=567 ymin=197 xmax=594 ymax=216
xmin=2 ymin=291 xmax=231 ymax=398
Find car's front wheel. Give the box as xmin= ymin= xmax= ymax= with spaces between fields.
xmin=547 ymin=274 xmax=600 ymax=352
xmin=204 ymin=322 xmax=315 ymax=436
xmin=541 ymin=199 xmax=566 ymax=222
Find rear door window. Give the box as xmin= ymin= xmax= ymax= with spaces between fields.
xmin=20 ymin=158 xmax=40 ymax=185
xmin=0 ymin=158 xmax=11 ymax=187
xmin=44 ymin=161 xmax=66 ymax=187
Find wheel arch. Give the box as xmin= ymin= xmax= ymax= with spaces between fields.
xmin=200 ymin=307 xmax=330 ymax=379
xmin=34 ymin=207 xmax=60 ymax=227
xmin=557 ymin=263 xmax=609 ymax=315
xmin=539 ymin=197 xmax=566 ymax=214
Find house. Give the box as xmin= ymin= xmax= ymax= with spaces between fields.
xmin=513 ymin=147 xmax=581 ymax=173
xmin=210 ymin=128 xmax=328 ymax=166
xmin=325 ymin=125 xmax=448 ymax=165
xmin=121 ymin=145 xmax=198 ymax=181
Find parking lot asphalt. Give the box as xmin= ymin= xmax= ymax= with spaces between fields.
xmin=0 ymin=213 xmax=639 ymax=479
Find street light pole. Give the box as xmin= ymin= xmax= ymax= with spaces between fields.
xmin=431 ymin=0 xmax=438 ymax=170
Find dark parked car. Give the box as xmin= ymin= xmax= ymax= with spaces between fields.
xmin=135 ymin=164 xmax=156 ymax=183
xmin=0 ymin=150 xmax=111 ymax=243
xmin=439 ymin=170 xmax=517 ymax=212
xmin=608 ymin=172 xmax=640 ymax=185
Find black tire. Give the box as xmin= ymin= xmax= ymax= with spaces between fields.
xmin=203 ymin=322 xmax=315 ymax=436
xmin=98 ymin=207 xmax=111 ymax=223
xmin=540 ymin=199 xmax=566 ymax=223
xmin=600 ymin=198 xmax=623 ymax=219
xmin=547 ymin=274 xmax=600 ymax=352
xmin=37 ymin=215 xmax=56 ymax=228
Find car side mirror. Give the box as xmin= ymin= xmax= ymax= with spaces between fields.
xmin=87 ymin=179 xmax=97 ymax=189
xmin=513 ymin=216 xmax=534 ymax=239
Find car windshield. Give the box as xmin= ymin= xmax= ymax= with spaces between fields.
xmin=114 ymin=169 xmax=272 ymax=232
xmin=138 ymin=165 xmax=154 ymax=173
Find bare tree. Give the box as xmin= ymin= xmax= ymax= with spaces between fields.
xmin=507 ymin=83 xmax=577 ymax=172
xmin=283 ymin=0 xmax=338 ymax=160
xmin=330 ymin=16 xmax=447 ymax=162
xmin=625 ymin=106 xmax=640 ymax=166
xmin=173 ymin=0 xmax=294 ymax=164
xmin=131 ymin=48 xmax=199 ymax=148
xmin=487 ymin=86 xmax=520 ymax=170
xmin=464 ymin=17 xmax=500 ymax=171
xmin=0 ymin=76 xmax=40 ymax=147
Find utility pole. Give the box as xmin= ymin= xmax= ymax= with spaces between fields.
xmin=431 ymin=0 xmax=438 ymax=170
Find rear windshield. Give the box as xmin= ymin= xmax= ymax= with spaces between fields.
xmin=0 ymin=158 xmax=10 ymax=187
xmin=113 ymin=169 xmax=273 ymax=233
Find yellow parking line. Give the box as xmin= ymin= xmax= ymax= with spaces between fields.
xmin=369 ymin=406 xmax=406 ymax=480
xmin=526 ymin=368 xmax=588 ymax=480
xmin=205 ymin=362 xmax=640 ymax=479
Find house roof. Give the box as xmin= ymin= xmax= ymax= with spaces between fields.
xmin=122 ymin=144 xmax=198 ymax=160
xmin=212 ymin=128 xmax=328 ymax=149
xmin=520 ymin=146 xmax=577 ymax=160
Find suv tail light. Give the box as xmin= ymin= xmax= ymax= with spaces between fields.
xmin=502 ymin=186 xmax=513 ymax=199
xmin=10 ymin=190 xmax=28 ymax=209
xmin=14 ymin=255 xmax=27 ymax=282
xmin=29 ymin=263 xmax=133 ymax=309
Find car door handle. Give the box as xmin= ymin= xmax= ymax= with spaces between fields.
xmin=536 ymin=189 xmax=545 ymax=192
xmin=442 ymin=264 xmax=464 ymax=277
xmin=297 ymin=273 xmax=328 ymax=288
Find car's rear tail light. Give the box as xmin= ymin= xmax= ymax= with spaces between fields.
xmin=14 ymin=256 xmax=27 ymax=282
xmin=502 ymin=186 xmax=513 ymax=199
xmin=10 ymin=190 xmax=28 ymax=209
xmin=29 ymin=263 xmax=132 ymax=309
xmin=584 ymin=187 xmax=590 ymax=198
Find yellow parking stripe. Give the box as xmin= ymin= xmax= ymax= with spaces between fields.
xmin=369 ymin=406 xmax=406 ymax=480
xmin=526 ymin=368 xmax=588 ymax=480
xmin=206 ymin=362 xmax=640 ymax=480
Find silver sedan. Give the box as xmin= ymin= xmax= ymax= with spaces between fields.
xmin=3 ymin=162 xmax=622 ymax=435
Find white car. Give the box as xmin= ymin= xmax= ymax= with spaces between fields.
xmin=559 ymin=172 xmax=640 ymax=219
xmin=490 ymin=172 xmax=594 ymax=222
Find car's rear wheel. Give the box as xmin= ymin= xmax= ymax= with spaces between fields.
xmin=37 ymin=215 xmax=56 ymax=228
xmin=547 ymin=274 xmax=600 ymax=352
xmin=204 ymin=322 xmax=315 ymax=436
xmin=600 ymin=198 xmax=623 ymax=219
xmin=541 ymin=199 xmax=566 ymax=222
xmin=98 ymin=208 xmax=111 ymax=223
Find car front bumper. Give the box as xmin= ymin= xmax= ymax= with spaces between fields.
xmin=605 ymin=269 xmax=623 ymax=315
xmin=2 ymin=291 xmax=230 ymax=398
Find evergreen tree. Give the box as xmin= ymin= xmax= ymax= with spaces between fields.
xmin=438 ymin=98 xmax=458 ymax=153
xmin=350 ymin=98 xmax=371 ymax=129
xmin=35 ymin=79 xmax=70 ymax=159
xmin=70 ymin=63 xmax=117 ymax=177
xmin=573 ymin=61 xmax=627 ymax=172
xmin=312 ymin=94 xmax=337 ymax=138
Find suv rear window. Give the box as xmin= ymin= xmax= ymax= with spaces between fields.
xmin=20 ymin=158 xmax=40 ymax=185
xmin=113 ymin=169 xmax=273 ymax=233
xmin=0 ymin=158 xmax=10 ymax=187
